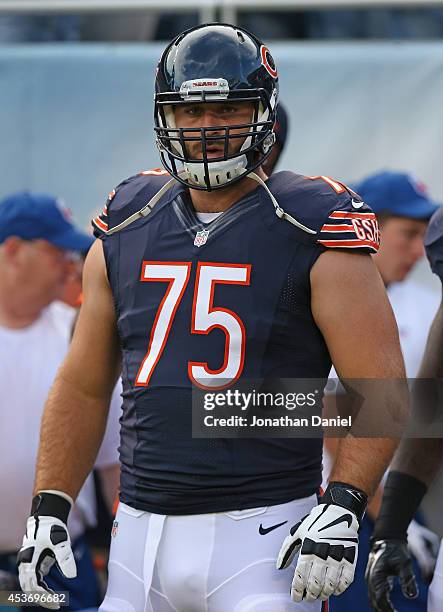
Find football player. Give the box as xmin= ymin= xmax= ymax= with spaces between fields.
xmin=366 ymin=205 xmax=443 ymax=612
xmin=18 ymin=24 xmax=407 ymax=611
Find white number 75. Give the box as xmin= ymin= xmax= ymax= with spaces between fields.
xmin=135 ymin=261 xmax=251 ymax=390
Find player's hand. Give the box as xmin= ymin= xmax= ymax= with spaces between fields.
xmin=277 ymin=482 xmax=367 ymax=603
xmin=407 ymin=519 xmax=440 ymax=583
xmin=365 ymin=539 xmax=418 ymax=612
xmin=17 ymin=491 xmax=76 ymax=610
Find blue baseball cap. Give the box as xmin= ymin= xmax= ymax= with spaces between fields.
xmin=0 ymin=191 xmax=94 ymax=252
xmin=354 ymin=171 xmax=440 ymax=220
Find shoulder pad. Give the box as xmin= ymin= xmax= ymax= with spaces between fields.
xmin=425 ymin=206 xmax=443 ymax=283
xmin=92 ymin=169 xmax=171 ymax=238
xmin=268 ymin=172 xmax=379 ymax=253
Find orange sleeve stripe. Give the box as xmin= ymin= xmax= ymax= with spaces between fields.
xmin=93 ymin=216 xmax=108 ymax=231
xmin=307 ymin=175 xmax=346 ymax=194
xmin=321 ymin=224 xmax=354 ymax=232
xmin=139 ymin=168 xmax=169 ymax=176
xmin=318 ymin=238 xmax=379 ymax=250
xmin=329 ymin=211 xmax=376 ymax=220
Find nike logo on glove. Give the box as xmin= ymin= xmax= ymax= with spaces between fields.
xmin=259 ymin=520 xmax=288 ymax=535
xmin=318 ymin=513 xmax=353 ymax=532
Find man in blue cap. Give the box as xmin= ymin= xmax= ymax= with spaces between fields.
xmin=0 ymin=192 xmax=119 ymax=611
xmin=359 ymin=171 xmax=440 ymax=289
xmin=324 ymin=171 xmax=441 ymax=612
xmin=0 ymin=192 xmax=93 ymax=327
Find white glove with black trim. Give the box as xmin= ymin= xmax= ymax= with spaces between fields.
xmin=276 ymin=482 xmax=367 ymax=602
xmin=17 ymin=491 xmax=77 ymax=610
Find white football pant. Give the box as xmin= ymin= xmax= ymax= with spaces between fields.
xmin=100 ymin=495 xmax=326 ymax=612
xmin=428 ymin=540 xmax=443 ymax=612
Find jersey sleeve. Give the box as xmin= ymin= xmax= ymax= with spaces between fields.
xmin=316 ymin=192 xmax=380 ymax=254
xmin=424 ymin=206 xmax=443 ymax=283
xmin=91 ymin=169 xmax=171 ymax=239
xmin=92 ymin=188 xmax=115 ymax=238
xmin=272 ymin=173 xmax=381 ymax=254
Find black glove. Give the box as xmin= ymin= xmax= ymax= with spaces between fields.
xmin=365 ymin=471 xmax=428 ymax=611
xmin=365 ymin=539 xmax=418 ymax=612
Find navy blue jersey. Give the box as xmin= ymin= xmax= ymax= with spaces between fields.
xmin=93 ymin=169 xmax=379 ymax=514
xmin=425 ymin=205 xmax=443 ymax=283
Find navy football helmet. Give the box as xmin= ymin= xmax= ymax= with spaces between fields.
xmin=154 ymin=23 xmax=279 ymax=190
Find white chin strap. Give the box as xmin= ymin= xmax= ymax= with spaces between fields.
xmin=184 ymin=155 xmax=248 ymax=189
xmin=105 ymin=170 xmax=315 ymax=236
xmin=248 ymin=172 xmax=316 ymax=234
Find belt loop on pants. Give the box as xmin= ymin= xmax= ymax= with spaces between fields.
xmin=143 ymin=513 xmax=166 ymax=612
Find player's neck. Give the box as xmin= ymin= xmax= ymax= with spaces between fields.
xmin=188 ymin=167 xmax=268 ymax=213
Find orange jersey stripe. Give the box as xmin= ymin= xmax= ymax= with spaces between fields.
xmin=93 ymin=216 xmax=108 ymax=231
xmin=321 ymin=224 xmax=354 ymax=232
xmin=112 ymin=495 xmax=119 ymax=517
xmin=329 ymin=211 xmax=376 ymax=220
xmin=139 ymin=168 xmax=169 ymax=176
xmin=318 ymin=238 xmax=378 ymax=249
xmin=307 ymin=175 xmax=346 ymax=194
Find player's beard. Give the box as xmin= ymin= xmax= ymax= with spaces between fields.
xmin=183 ymin=131 xmax=246 ymax=162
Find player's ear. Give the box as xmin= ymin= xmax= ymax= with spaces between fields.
xmin=1 ymin=236 xmax=26 ymax=262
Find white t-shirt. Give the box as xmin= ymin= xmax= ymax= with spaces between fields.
xmin=195 ymin=212 xmax=223 ymax=223
xmin=0 ymin=301 xmax=121 ymax=551
xmin=387 ymin=279 xmax=440 ymax=378
xmin=328 ymin=278 xmax=439 ymax=381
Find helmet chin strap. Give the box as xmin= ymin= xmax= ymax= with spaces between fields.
xmin=248 ymin=172 xmax=316 ymax=234
xmin=105 ymin=173 xmax=182 ymax=235
xmin=105 ymin=169 xmax=316 ymax=236
xmin=184 ymin=156 xmax=248 ymax=189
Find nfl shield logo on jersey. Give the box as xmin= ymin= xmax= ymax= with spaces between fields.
xmin=194 ymin=229 xmax=209 ymax=247
xmin=111 ymin=520 xmax=119 ymax=538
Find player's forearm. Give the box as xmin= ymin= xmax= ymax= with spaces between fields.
xmin=34 ymin=371 xmax=111 ymax=501
xmin=389 ymin=301 xmax=443 ymax=485
xmin=330 ymin=436 xmax=398 ymax=497
xmin=416 ymin=299 xmax=443 ymax=379
xmin=390 ymin=437 xmax=443 ymax=486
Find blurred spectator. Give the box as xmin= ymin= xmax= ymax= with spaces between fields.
xmin=153 ymin=8 xmax=443 ymax=41
xmin=0 ymin=15 xmax=84 ymax=43
xmin=325 ymin=171 xmax=441 ymax=612
xmin=153 ymin=11 xmax=307 ymax=41
xmin=60 ymin=253 xmax=85 ymax=308
xmin=306 ymin=8 xmax=443 ymax=39
xmin=0 ymin=192 xmax=120 ymax=611
xmin=81 ymin=11 xmax=158 ymax=42
xmin=3 ymin=8 xmax=443 ymax=43
xmin=359 ymin=171 xmax=440 ymax=376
